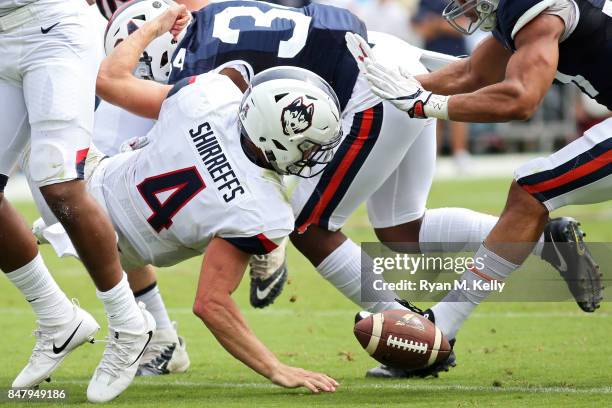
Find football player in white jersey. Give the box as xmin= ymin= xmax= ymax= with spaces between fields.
xmin=1 ymin=0 xmax=158 ymax=401
xmin=93 ymin=0 xmax=192 ymax=378
xmin=90 ymin=0 xmax=284 ymax=373
xmin=33 ymin=3 xmax=341 ymax=394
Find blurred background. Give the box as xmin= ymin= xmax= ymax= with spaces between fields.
xmin=5 ymin=0 xmax=611 ymax=201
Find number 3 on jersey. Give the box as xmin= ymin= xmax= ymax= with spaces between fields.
xmin=212 ymin=6 xmax=311 ymax=58
xmin=137 ymin=166 xmax=205 ymax=232
xmin=173 ymin=4 xmax=312 ymax=70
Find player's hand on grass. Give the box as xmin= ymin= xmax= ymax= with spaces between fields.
xmin=152 ymin=3 xmax=191 ymax=40
xmin=270 ymin=363 xmax=339 ymax=394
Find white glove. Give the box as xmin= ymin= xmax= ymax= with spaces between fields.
xmin=119 ymin=135 xmax=151 ymax=153
xmin=345 ymin=32 xmax=449 ymax=120
xmin=364 ymin=59 xmax=449 ymax=119
xmin=345 ymin=31 xmax=375 ymax=74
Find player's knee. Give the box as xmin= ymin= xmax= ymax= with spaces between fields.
xmin=39 ymin=180 xmax=82 ymax=221
xmin=505 ymin=181 xmax=548 ymax=221
xmin=29 ymin=141 xmax=73 ymax=187
xmin=374 ymin=218 xmax=423 ymax=253
xmin=290 ymin=226 xmax=346 ymax=265
xmin=289 ymin=229 xmax=311 ymax=252
xmin=29 ymin=121 xmax=89 ymax=187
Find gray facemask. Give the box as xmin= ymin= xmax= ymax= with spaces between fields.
xmin=443 ymin=0 xmax=499 ymax=35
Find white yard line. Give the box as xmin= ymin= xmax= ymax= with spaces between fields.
xmin=56 ymin=379 xmax=612 ymax=394
xmin=0 ymin=307 xmax=608 ymax=318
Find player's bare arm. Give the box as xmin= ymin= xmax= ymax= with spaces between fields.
xmin=96 ymin=4 xmax=190 ymax=119
xmin=349 ymin=15 xmax=563 ymax=122
xmin=192 ymin=238 xmax=339 ymax=394
xmin=416 ymin=35 xmax=511 ymax=95
xmin=446 ymin=15 xmax=563 ymax=122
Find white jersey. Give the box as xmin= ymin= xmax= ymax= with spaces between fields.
xmin=89 ymin=73 xmax=294 ymax=267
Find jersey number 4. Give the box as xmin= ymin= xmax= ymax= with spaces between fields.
xmin=137 ymin=166 xmax=205 ymax=232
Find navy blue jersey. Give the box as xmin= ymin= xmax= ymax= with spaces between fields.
xmin=493 ymin=0 xmax=612 ymax=109
xmin=168 ymin=1 xmax=367 ymax=110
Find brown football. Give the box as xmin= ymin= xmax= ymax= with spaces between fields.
xmin=354 ymin=309 xmax=451 ymax=369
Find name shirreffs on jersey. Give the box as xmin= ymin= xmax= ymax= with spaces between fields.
xmin=189 ymin=122 xmax=245 ymax=203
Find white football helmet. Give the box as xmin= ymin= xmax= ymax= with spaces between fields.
xmin=443 ymin=0 xmax=499 ymax=35
xmin=104 ymin=0 xmax=188 ymax=83
xmin=239 ymin=67 xmax=342 ymax=178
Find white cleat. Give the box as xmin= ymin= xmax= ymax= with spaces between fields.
xmin=12 ymin=300 xmax=99 ymax=388
xmin=136 ymin=322 xmax=190 ymax=376
xmin=87 ymin=304 xmax=156 ymax=403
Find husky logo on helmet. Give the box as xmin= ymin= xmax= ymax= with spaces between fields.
xmin=281 ymin=97 xmax=314 ymax=136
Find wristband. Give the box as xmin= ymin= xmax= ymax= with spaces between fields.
xmin=423 ymin=94 xmax=450 ymax=120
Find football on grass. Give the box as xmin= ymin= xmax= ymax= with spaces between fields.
xmin=354 ymin=309 xmax=451 ymax=369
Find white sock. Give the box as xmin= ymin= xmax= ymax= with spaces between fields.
xmin=431 ymin=244 xmax=518 ymax=339
xmin=6 ymin=253 xmax=74 ymax=327
xmin=316 ymin=239 xmax=403 ymax=313
xmin=134 ymin=282 xmax=172 ymax=331
xmin=419 ymin=207 xmax=545 ymax=257
xmin=97 ymin=273 xmax=144 ymax=333
xmin=419 ymin=208 xmax=498 ymax=253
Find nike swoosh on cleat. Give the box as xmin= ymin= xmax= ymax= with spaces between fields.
xmin=53 ymin=321 xmax=83 ymax=354
xmin=41 ymin=22 xmax=60 ymax=34
xmin=256 ymin=272 xmax=285 ymax=300
xmin=129 ymin=331 xmax=153 ymax=367
xmin=551 ymin=240 xmax=568 ymax=272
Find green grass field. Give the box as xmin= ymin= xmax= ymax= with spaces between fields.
xmin=1 ymin=177 xmax=610 ymax=407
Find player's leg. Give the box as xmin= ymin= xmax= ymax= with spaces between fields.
xmin=291 ymin=102 xmax=425 ymax=312
xmin=370 ymin=119 xmax=588 ymax=284
xmin=20 ymin=3 xmax=152 ymax=400
xmin=431 ymin=121 xmax=611 ymax=342
xmin=0 ymin=82 xmax=39 ymax=272
xmin=370 ymin=118 xmax=501 ymax=254
xmin=358 ymin=107 xmax=598 ymax=378
xmin=127 ymin=265 xmax=190 ymax=376
xmin=363 ymin=117 xmax=492 ymax=378
xmin=0 ymin=80 xmax=100 ymax=388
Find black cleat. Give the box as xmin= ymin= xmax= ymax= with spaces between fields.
xmin=364 ymin=300 xmax=456 ymax=379
xmin=249 ymin=238 xmax=289 ymax=308
xmin=541 ymin=217 xmax=603 ymax=312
